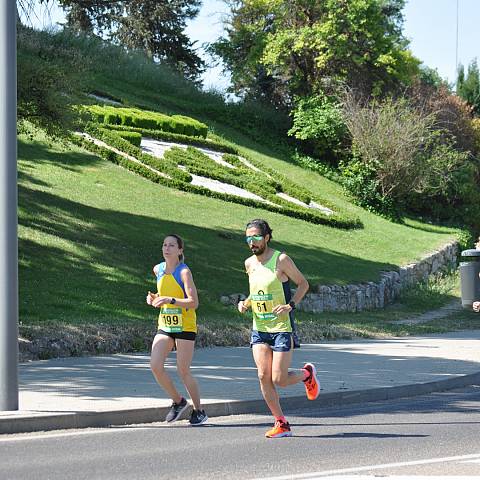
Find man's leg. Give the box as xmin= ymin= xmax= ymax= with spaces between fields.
xmin=271 ymin=349 xmax=304 ymax=388
xmin=270 ymin=335 xmax=320 ymax=400
xmin=252 ymin=343 xmax=283 ymax=417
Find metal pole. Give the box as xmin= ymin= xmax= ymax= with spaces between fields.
xmin=0 ymin=0 xmax=19 ymax=411
xmin=455 ymin=0 xmax=459 ymax=74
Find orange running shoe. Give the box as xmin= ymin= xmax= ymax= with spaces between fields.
xmin=303 ymin=362 xmax=320 ymax=400
xmin=265 ymin=420 xmax=292 ymax=438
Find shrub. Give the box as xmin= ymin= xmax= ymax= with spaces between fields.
xmin=292 ymin=151 xmax=343 ymax=184
xmin=340 ymin=155 xmax=399 ymax=220
xmin=471 ymin=117 xmax=480 ymax=156
xmin=288 ymin=94 xmax=348 ymax=164
xmin=341 ymin=94 xmax=437 ymax=209
xmin=408 ymin=80 xmax=475 ymax=154
xmin=406 ymin=141 xmax=480 ymax=229
xmin=341 ymin=92 xmax=480 ymax=227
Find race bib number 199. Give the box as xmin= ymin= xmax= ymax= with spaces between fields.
xmin=160 ymin=307 xmax=183 ymax=332
xmin=251 ymin=293 xmax=276 ymax=320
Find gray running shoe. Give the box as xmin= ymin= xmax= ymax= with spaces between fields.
xmin=189 ymin=409 xmax=208 ymax=426
xmin=165 ymin=397 xmax=188 ymax=422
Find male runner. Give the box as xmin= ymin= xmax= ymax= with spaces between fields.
xmin=238 ymin=219 xmax=320 ymax=438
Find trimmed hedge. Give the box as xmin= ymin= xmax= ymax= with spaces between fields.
xmin=102 ymin=123 xmax=238 ymax=153
xmin=116 ymin=130 xmax=142 ymax=147
xmin=83 ymin=123 xmax=191 ymax=182
xmin=79 ymin=116 xmax=361 ymax=229
xmin=84 ymin=105 xmax=208 ymax=138
xmin=75 ymin=132 xmax=359 ymax=228
xmin=164 ymin=146 xmax=279 ymax=197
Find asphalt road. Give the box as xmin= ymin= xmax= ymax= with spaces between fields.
xmin=2 ymin=386 xmax=480 ymax=479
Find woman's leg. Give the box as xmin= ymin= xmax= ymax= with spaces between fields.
xmin=150 ymin=334 xmax=182 ymax=403
xmin=252 ymin=343 xmax=283 ymax=417
xmin=175 ymin=338 xmax=202 ymax=410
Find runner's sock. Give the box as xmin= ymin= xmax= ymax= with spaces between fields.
xmin=302 ymin=368 xmax=310 ymax=381
xmin=274 ymin=415 xmax=287 ymax=424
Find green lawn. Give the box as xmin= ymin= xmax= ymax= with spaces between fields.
xmin=19 ymin=125 xmax=460 ymax=337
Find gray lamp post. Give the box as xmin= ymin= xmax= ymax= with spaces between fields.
xmin=455 ymin=0 xmax=459 ymax=75
xmin=0 ymin=0 xmax=19 ymax=411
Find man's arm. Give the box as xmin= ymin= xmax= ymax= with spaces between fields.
xmin=238 ymin=258 xmax=252 ymax=313
xmin=272 ymin=254 xmax=309 ymax=314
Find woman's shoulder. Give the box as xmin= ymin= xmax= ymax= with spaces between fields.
xmin=178 ymin=263 xmax=195 ymax=283
xmin=178 ymin=262 xmax=192 ymax=274
xmin=153 ymin=262 xmax=166 ymax=276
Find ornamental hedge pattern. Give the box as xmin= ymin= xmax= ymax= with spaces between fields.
xmin=77 ymin=106 xmax=362 ymax=229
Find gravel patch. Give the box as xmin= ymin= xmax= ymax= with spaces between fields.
xmin=277 ymin=192 xmax=334 ymax=215
xmin=87 ymin=93 xmax=122 ymax=106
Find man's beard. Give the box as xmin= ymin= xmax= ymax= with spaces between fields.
xmin=251 ymin=244 xmax=266 ymax=256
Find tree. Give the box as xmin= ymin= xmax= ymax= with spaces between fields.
xmin=22 ymin=0 xmax=205 ymax=82
xmin=210 ymin=0 xmax=419 ymax=106
xmin=457 ymin=59 xmax=480 ymax=115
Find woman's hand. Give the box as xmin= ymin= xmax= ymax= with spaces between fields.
xmin=151 ymin=296 xmax=174 ymax=308
xmin=146 ymin=291 xmax=157 ymax=306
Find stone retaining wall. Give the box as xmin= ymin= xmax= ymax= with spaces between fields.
xmin=298 ymin=240 xmax=459 ymax=313
xmin=219 ymin=241 xmax=459 ymax=313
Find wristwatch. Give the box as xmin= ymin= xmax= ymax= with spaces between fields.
xmin=288 ymin=300 xmax=296 ymax=310
xmin=171 ymin=298 xmax=176 ymax=304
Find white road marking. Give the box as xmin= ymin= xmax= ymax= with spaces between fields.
xmin=316 ymin=477 xmax=480 ymax=480
xmin=0 ymin=427 xmax=136 ymax=442
xmin=249 ymin=453 xmax=480 ymax=479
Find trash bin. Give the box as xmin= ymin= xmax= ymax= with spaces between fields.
xmin=459 ymin=249 xmax=480 ymax=308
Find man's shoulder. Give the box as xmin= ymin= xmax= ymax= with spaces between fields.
xmin=245 ymin=255 xmax=255 ymax=266
xmin=277 ymin=251 xmax=291 ymax=263
xmin=245 ymin=255 xmax=258 ymax=272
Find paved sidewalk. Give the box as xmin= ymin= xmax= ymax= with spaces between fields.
xmin=1 ymin=330 xmax=479 ymax=434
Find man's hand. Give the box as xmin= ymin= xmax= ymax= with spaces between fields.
xmin=272 ymin=304 xmax=293 ymax=315
xmin=473 ymin=301 xmax=480 ymax=313
xmin=238 ymin=300 xmax=249 ymax=313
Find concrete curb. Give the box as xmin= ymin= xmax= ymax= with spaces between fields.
xmin=2 ymin=370 xmax=480 ymax=435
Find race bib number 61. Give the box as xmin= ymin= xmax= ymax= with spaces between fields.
xmin=251 ymin=293 xmax=275 ymax=320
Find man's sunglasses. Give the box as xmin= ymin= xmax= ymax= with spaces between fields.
xmin=245 ymin=235 xmax=264 ymax=243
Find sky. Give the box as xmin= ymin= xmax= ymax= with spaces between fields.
xmin=23 ymin=0 xmax=480 ymax=91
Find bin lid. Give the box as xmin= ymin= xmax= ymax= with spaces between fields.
xmin=461 ymin=249 xmax=480 ymax=257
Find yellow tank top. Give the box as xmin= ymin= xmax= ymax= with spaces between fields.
xmin=248 ymin=250 xmax=292 ymax=333
xmin=155 ymin=262 xmax=197 ymax=333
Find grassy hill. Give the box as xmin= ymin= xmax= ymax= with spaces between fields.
xmin=18 ymin=29 xmax=477 ymax=351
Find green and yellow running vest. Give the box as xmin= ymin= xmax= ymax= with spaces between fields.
xmin=248 ymin=250 xmax=292 ymax=333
